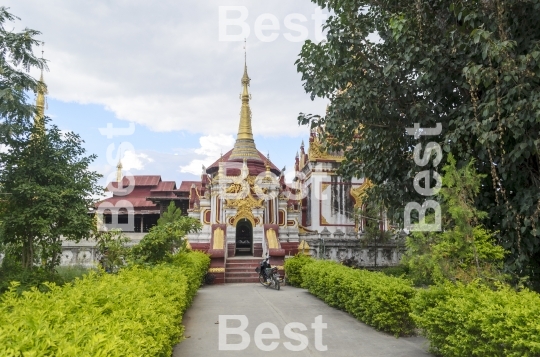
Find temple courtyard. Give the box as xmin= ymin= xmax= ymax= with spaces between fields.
xmin=173 ymin=284 xmax=432 ymax=357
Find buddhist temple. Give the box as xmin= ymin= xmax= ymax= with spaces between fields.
xmin=60 ymin=54 xmax=401 ymax=280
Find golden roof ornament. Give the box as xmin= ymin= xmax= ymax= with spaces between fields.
xmin=265 ymin=153 xmax=271 ymax=171
xmin=116 ymin=159 xmax=123 ymax=183
xmin=308 ymin=133 xmax=345 ymax=162
xmin=241 ymin=158 xmax=249 ymax=178
xmin=230 ymin=40 xmax=261 ymax=161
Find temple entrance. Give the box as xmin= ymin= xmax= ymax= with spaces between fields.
xmin=235 ymin=219 xmax=253 ymax=256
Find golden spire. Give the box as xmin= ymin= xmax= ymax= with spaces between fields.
xmin=230 ymin=40 xmax=261 ymax=161
xmin=34 ymin=47 xmax=47 ymax=132
xmin=116 ymin=160 xmax=123 ymax=183
xmin=265 ymin=153 xmax=271 ymax=171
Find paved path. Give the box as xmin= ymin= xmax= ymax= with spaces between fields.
xmin=173 ymin=283 xmax=432 ymax=357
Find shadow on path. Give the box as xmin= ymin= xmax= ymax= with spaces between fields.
xmin=173 ymin=283 xmax=432 ymax=357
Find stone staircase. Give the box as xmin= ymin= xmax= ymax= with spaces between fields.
xmin=224 ymin=257 xmax=262 ymax=283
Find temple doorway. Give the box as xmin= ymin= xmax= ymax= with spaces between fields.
xmin=235 ymin=219 xmax=253 ymax=256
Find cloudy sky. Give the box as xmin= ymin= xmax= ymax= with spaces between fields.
xmin=4 ymin=0 xmax=329 ymax=187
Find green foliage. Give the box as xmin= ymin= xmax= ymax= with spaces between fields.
xmin=379 ymin=264 xmax=410 ymax=278
xmin=0 ymin=261 xmax=63 ymax=295
xmin=361 ymin=202 xmax=393 ymax=244
xmin=411 ymin=282 xmax=540 ymax=356
xmin=0 ymin=122 xmax=102 ymax=270
xmin=0 ymin=251 xmax=210 ymax=356
xmin=0 ymin=7 xmax=101 ymax=273
xmin=130 ymin=217 xmax=202 ymax=265
xmin=297 ymin=0 xmax=540 ymax=288
xmin=0 ymin=251 xmax=93 ymax=295
xmin=283 ymin=254 xmax=314 ymax=287
xmin=158 ymin=201 xmax=183 ymax=226
xmin=94 ymin=229 xmax=130 ymax=273
xmin=403 ymin=155 xmax=506 ymax=285
xmin=301 ymin=260 xmax=416 ymax=336
xmin=0 ymin=6 xmax=47 ymax=132
xmin=54 ymin=265 xmax=93 ymax=283
xmin=170 ymin=250 xmax=211 ymax=305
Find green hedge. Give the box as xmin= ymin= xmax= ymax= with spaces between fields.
xmin=284 ymin=254 xmax=314 ymax=287
xmin=411 ymin=282 xmax=540 ymax=357
xmin=0 ymin=250 xmax=210 ymax=356
xmin=301 ymin=260 xmax=416 ymax=336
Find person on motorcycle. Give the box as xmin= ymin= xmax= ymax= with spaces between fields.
xmin=261 ymin=256 xmax=270 ymax=283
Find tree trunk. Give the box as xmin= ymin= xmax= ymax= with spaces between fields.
xmin=22 ymin=235 xmax=34 ymax=269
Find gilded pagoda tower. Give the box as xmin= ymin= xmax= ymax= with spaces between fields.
xmin=229 ymin=57 xmax=261 ymax=161
xmin=179 ymin=55 xmax=300 ymax=282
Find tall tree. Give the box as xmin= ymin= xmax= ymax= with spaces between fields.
xmin=296 ymin=0 xmax=540 ymax=287
xmin=0 ymin=121 xmax=102 ymax=269
xmin=0 ymin=6 xmax=46 ymax=138
xmin=0 ymin=7 xmax=101 ymax=270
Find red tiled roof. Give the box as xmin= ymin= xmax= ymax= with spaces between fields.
xmin=107 ymin=175 xmax=162 ymax=190
xmin=178 ymin=181 xmax=202 ymax=192
xmin=150 ymin=181 xmax=176 ymax=192
xmin=95 ymin=196 xmax=158 ymax=210
xmin=126 ymin=175 xmax=161 ymax=186
xmin=206 ymin=149 xmax=281 ymax=176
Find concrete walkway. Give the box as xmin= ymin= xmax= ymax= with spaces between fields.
xmin=173 ymin=283 xmax=432 ymax=357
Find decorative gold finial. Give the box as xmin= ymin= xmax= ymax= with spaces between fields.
xmin=116 ymin=159 xmax=123 ymax=183
xmin=230 ymin=40 xmax=261 ymax=162
xmin=265 ymin=153 xmax=271 ymax=172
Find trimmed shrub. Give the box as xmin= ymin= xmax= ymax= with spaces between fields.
xmin=411 ymin=282 xmax=540 ymax=357
xmin=284 ymin=254 xmax=314 ymax=287
xmin=0 ymin=251 xmax=210 ymax=356
xmin=301 ymin=260 xmax=416 ymax=336
xmin=55 ymin=265 xmax=94 ymax=283
xmin=379 ymin=264 xmax=409 ymax=278
xmin=170 ymin=250 xmax=210 ymax=305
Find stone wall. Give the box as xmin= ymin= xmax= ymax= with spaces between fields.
xmin=298 ymin=228 xmax=406 ymax=268
xmin=1 ymin=230 xmax=407 ymax=268
xmin=59 ymin=233 xmax=146 ymax=267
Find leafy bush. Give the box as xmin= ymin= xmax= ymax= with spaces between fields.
xmin=55 ymin=265 xmax=93 ymax=283
xmin=0 ymin=251 xmax=210 ymax=356
xmin=94 ymin=229 xmax=131 ymax=273
xmin=170 ymin=250 xmax=211 ymax=305
xmin=301 ymin=260 xmax=416 ymax=336
xmin=379 ymin=265 xmax=410 ymax=278
xmin=284 ymin=254 xmax=314 ymax=287
xmin=402 ymin=155 xmax=507 ymax=286
xmin=0 ymin=263 xmax=64 ymax=295
xmin=411 ymin=282 xmax=540 ymax=357
xmin=131 ymin=217 xmax=201 ymax=265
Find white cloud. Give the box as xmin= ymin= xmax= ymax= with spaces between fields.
xmin=0 ymin=145 xmax=9 ymax=154
xmin=179 ymin=134 xmax=235 ymax=175
xmin=179 ymin=159 xmax=209 ymax=177
xmin=6 ymin=0 xmax=328 ymax=137
xmin=121 ymin=150 xmax=154 ymax=171
xmin=285 ymin=168 xmax=297 ymax=184
xmin=195 ymin=134 xmax=235 ymax=157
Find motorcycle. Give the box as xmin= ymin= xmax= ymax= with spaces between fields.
xmin=255 ymin=255 xmax=280 ymax=290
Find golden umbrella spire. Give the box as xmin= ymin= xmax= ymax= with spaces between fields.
xmin=116 ymin=159 xmax=123 ymax=183
xmin=230 ymin=40 xmax=261 ymax=161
